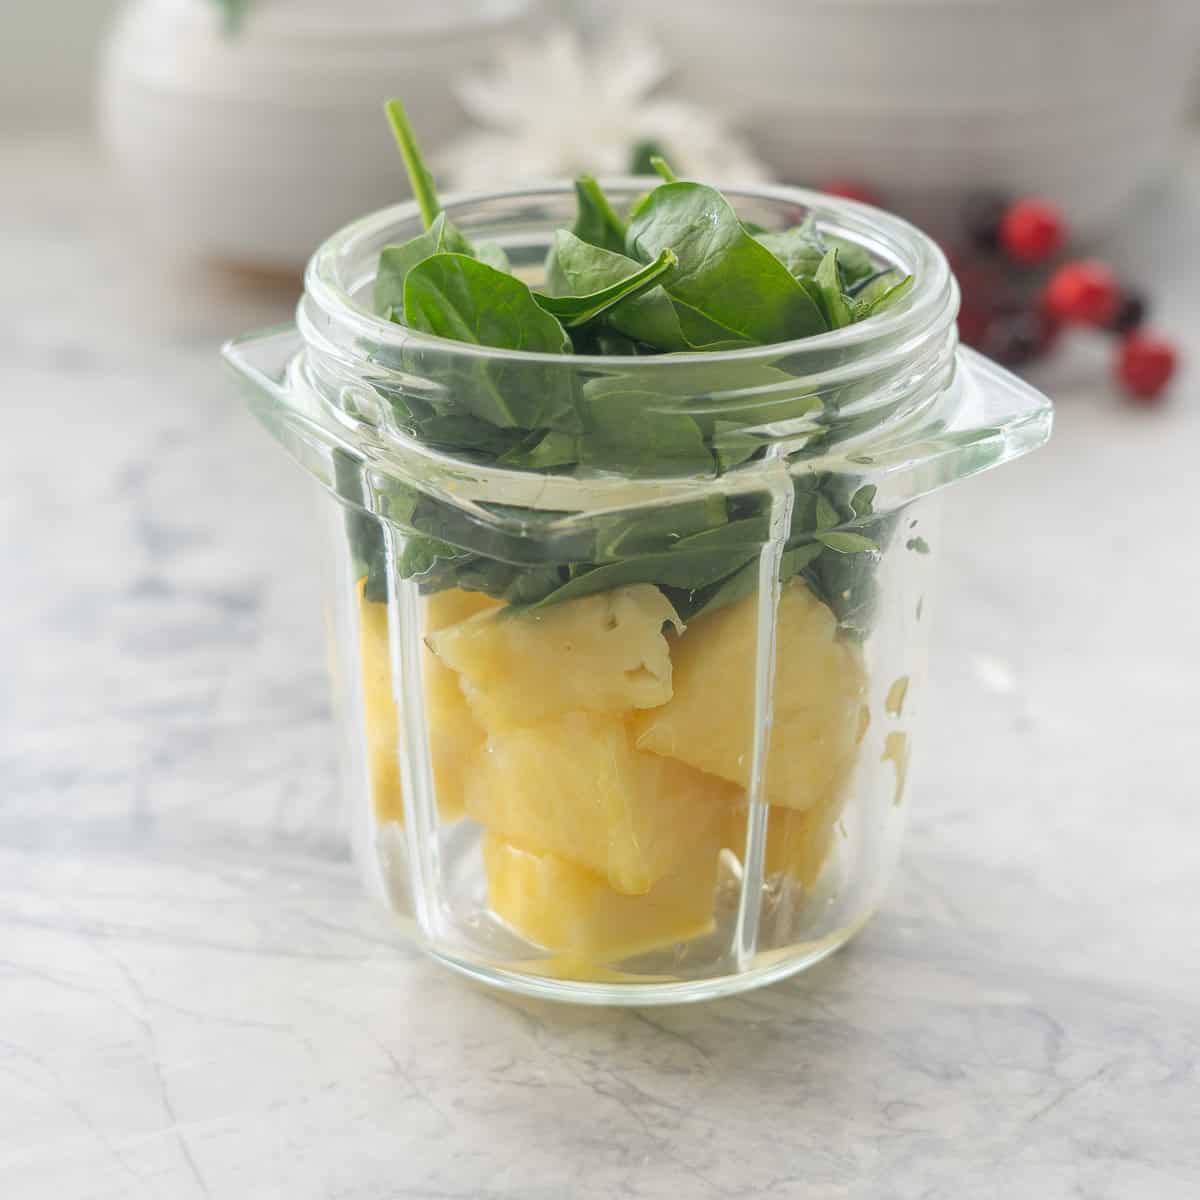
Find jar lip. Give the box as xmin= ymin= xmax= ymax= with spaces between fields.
xmin=304 ymin=178 xmax=954 ymax=369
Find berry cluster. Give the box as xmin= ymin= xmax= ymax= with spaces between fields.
xmin=819 ymin=181 xmax=1179 ymax=405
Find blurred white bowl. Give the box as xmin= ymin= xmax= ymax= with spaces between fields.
xmin=619 ymin=0 xmax=1200 ymax=235
xmin=99 ymin=0 xmax=541 ymax=268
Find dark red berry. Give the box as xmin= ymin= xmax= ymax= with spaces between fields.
xmin=964 ymin=191 xmax=1010 ymax=253
xmin=1108 ymin=289 xmax=1149 ymax=335
xmin=982 ymin=311 xmax=1058 ymax=367
xmin=1116 ymin=332 xmax=1177 ymax=401
xmin=818 ymin=179 xmax=881 ymax=206
xmin=1042 ymin=260 xmax=1120 ymax=326
xmin=999 ymin=199 xmax=1065 ymax=264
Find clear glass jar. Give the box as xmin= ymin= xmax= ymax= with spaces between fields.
xmin=225 ymin=182 xmax=1052 ymax=1004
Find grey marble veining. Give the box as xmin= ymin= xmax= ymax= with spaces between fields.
xmin=2 ymin=135 xmax=1198 ymax=1199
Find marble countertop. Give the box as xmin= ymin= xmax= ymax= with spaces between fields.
xmin=3 ymin=135 xmax=1198 ymax=1200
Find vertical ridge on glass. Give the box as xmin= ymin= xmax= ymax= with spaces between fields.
xmin=381 ymin=519 xmax=444 ymax=940
xmin=732 ymin=460 xmax=795 ymax=972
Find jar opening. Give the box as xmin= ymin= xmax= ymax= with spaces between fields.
xmin=303 ymin=179 xmax=956 ymax=371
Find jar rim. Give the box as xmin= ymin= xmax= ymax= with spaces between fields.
xmin=303 ymin=178 xmax=955 ymax=370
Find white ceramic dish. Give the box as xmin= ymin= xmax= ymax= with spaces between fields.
xmin=619 ymin=0 xmax=1200 ymax=235
xmin=99 ymin=0 xmax=541 ymax=268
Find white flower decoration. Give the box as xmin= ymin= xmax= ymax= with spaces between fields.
xmin=438 ymin=26 xmax=769 ymax=189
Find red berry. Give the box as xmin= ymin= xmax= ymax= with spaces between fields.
xmin=999 ymin=199 xmax=1065 ymax=264
xmin=1116 ymin=332 xmax=1177 ymax=402
xmin=819 ymin=179 xmax=881 ymax=206
xmin=1042 ymin=260 xmax=1119 ymax=326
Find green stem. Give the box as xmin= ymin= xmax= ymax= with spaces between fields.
xmin=385 ymin=99 xmax=441 ymax=230
xmin=649 ymin=156 xmax=679 ymax=184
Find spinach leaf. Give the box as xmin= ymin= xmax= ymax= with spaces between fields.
xmin=402 ymin=253 xmax=579 ymax=434
xmin=534 ymin=248 xmax=677 ymax=329
xmin=814 ymin=249 xmax=853 ymax=330
xmin=827 ymin=236 xmax=876 ymax=288
xmin=373 ymin=211 xmax=470 ymax=316
xmin=548 ymin=232 xmax=693 ymax=352
xmin=575 ymin=375 xmax=712 ymax=476
xmin=754 ymin=225 xmax=825 ymax=278
xmin=626 ymin=182 xmax=828 ymax=343
xmin=856 ymin=273 xmax=915 ymax=317
xmin=571 ymin=175 xmax=627 ymax=254
xmin=404 ymin=253 xmax=571 ymax=356
xmin=474 ymin=240 xmax=512 ymax=273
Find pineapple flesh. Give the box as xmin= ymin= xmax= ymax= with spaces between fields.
xmin=357 ymin=582 xmax=498 ymax=824
xmin=483 ymin=833 xmax=724 ymax=960
xmin=722 ymin=800 xmax=843 ymax=890
xmin=464 ymin=710 xmax=741 ymax=894
xmin=364 ymin=566 xmax=870 ymax=965
xmin=635 ymin=580 xmax=868 ymax=811
xmin=427 ymin=584 xmax=683 ymax=734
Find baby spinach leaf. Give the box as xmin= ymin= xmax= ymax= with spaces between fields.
xmin=815 ymin=530 xmax=878 ymax=554
xmin=754 ymin=226 xmax=825 ymax=278
xmin=626 ymin=182 xmax=827 ymax=344
xmin=496 ymin=430 xmax=579 ymax=469
xmin=534 ymin=248 xmax=677 ymax=329
xmin=571 ymin=175 xmax=627 ymax=254
xmin=591 ymin=495 xmax=729 ymax=561
xmin=575 ymin=375 xmax=711 ymax=476
xmin=404 ymin=253 xmax=571 ymax=356
xmin=402 ymin=254 xmax=579 ymax=434
xmin=373 ymin=212 xmax=472 ymax=316
xmin=548 ymin=231 xmax=693 ymax=352
xmin=519 ymin=539 xmax=758 ymax=612
xmin=827 ymin=236 xmax=876 ymax=288
xmin=859 ymin=273 xmax=915 ymax=317
xmin=850 ymin=484 xmax=877 ymax=517
xmin=815 ymin=248 xmax=853 ymax=330
xmin=474 ymin=240 xmax=512 ymax=273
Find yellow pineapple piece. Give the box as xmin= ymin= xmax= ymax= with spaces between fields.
xmin=357 ymin=581 xmax=498 ymax=824
xmin=721 ymin=800 xmax=842 ymax=889
xmin=465 ymin=710 xmax=741 ymax=894
xmin=635 ymin=580 xmax=868 ymax=810
xmin=483 ymin=834 xmax=723 ymax=961
xmin=427 ymin=584 xmax=682 ymax=734
xmin=426 ymin=588 xmax=501 ymax=630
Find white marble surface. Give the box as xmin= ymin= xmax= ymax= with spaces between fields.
xmin=3 ymin=135 xmax=1199 ymax=1199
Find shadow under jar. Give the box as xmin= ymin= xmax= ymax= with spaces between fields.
xmin=225 ymin=182 xmax=1052 ymax=1004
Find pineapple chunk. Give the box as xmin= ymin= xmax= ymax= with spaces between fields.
xmin=484 ymin=834 xmax=722 ymax=961
xmin=635 ymin=580 xmax=868 ymax=810
xmin=465 ymin=711 xmax=741 ymax=894
xmin=358 ymin=582 xmax=498 ymax=824
xmin=722 ymin=802 xmax=842 ymax=889
xmin=766 ymin=804 xmax=841 ymax=887
xmin=428 ymin=584 xmax=682 ymax=734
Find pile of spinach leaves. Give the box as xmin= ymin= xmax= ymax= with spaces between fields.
xmin=350 ymin=102 xmax=913 ymax=635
